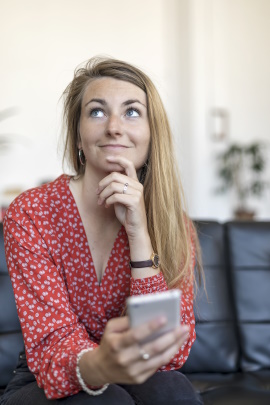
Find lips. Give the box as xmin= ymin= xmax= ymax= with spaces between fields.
xmin=99 ymin=144 xmax=129 ymax=148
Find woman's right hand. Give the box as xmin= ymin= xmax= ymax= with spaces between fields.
xmin=79 ymin=316 xmax=190 ymax=387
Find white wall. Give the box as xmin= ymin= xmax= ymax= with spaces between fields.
xmin=184 ymin=0 xmax=270 ymax=220
xmin=0 ymin=0 xmax=170 ymax=189
xmin=1 ymin=0 xmax=270 ymax=220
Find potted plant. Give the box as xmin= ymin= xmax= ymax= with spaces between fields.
xmin=215 ymin=142 xmax=269 ymax=220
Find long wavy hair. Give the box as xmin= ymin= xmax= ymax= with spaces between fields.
xmin=62 ymin=56 xmax=202 ymax=289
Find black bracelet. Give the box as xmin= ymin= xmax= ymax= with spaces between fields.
xmin=130 ymin=259 xmax=153 ymax=268
xmin=130 ymin=253 xmax=160 ymax=269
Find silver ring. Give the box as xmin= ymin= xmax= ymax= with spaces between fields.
xmin=123 ymin=182 xmax=129 ymax=194
xmin=140 ymin=348 xmax=150 ymax=361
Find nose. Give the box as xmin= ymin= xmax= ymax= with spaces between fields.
xmin=106 ymin=114 xmax=123 ymax=137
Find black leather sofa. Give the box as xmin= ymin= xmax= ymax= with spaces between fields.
xmin=0 ymin=222 xmax=24 ymax=397
xmin=1 ymin=220 xmax=270 ymax=404
xmin=182 ymin=220 xmax=270 ymax=404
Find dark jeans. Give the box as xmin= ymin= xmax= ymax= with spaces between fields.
xmin=1 ymin=353 xmax=202 ymax=405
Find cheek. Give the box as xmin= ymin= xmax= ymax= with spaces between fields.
xmin=137 ymin=123 xmax=150 ymax=144
xmin=142 ymin=129 xmax=151 ymax=152
xmin=138 ymin=136 xmax=150 ymax=164
xmin=79 ymin=120 xmax=99 ymax=142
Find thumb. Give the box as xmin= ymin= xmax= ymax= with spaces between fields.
xmin=105 ymin=316 xmax=130 ymax=334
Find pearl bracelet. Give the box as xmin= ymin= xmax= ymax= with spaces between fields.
xmin=76 ymin=348 xmax=109 ymax=396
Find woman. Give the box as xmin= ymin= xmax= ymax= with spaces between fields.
xmin=2 ymin=57 xmax=203 ymax=404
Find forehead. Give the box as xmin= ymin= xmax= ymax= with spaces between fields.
xmin=82 ymin=77 xmax=147 ymax=105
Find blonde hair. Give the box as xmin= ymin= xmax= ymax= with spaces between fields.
xmin=62 ymin=56 xmax=202 ymax=289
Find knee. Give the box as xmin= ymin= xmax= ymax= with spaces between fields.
xmin=147 ymin=371 xmax=203 ymax=405
xmin=103 ymin=384 xmax=134 ymax=405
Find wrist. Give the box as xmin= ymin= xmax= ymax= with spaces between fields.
xmin=130 ymin=252 xmax=160 ymax=269
xmin=130 ymin=251 xmax=160 ymax=279
xmin=128 ymin=233 xmax=161 ymax=278
xmin=128 ymin=233 xmax=153 ymax=262
xmin=131 ymin=266 xmax=160 ymax=279
xmin=78 ymin=347 xmax=108 ymax=387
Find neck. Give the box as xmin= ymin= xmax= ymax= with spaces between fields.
xmin=71 ymin=168 xmax=117 ymax=223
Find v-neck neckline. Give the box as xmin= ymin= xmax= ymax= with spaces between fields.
xmin=65 ymin=175 xmax=125 ymax=287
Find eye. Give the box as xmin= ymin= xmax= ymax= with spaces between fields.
xmin=90 ymin=108 xmax=104 ymax=118
xmin=126 ymin=108 xmax=140 ymax=117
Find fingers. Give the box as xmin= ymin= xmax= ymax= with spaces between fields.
xmin=106 ymin=316 xmax=167 ymax=354
xmin=97 ymin=156 xmax=142 ymax=196
xmin=117 ymin=324 xmax=190 ymax=383
xmin=105 ymin=155 xmax=138 ymax=179
xmin=97 ymin=180 xmax=140 ymax=206
xmin=127 ymin=325 xmax=190 ymax=377
xmin=126 ymin=324 xmax=190 ymax=366
xmin=105 ymin=316 xmax=130 ymax=334
xmin=100 ymin=317 xmax=191 ymax=385
xmin=97 ymin=174 xmax=144 ymax=211
xmin=110 ymin=316 xmax=189 ymax=355
xmin=97 ymin=172 xmax=142 ymax=196
xmin=142 ymin=324 xmax=190 ymax=361
xmin=120 ymin=316 xmax=167 ymax=348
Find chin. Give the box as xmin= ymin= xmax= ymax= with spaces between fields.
xmin=104 ymin=162 xmax=125 ymax=173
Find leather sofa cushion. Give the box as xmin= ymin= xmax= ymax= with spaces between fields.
xmin=185 ymin=371 xmax=265 ymax=394
xmin=0 ymin=333 xmax=24 ymax=387
xmin=0 ymin=275 xmax=21 ymax=332
xmin=227 ymin=222 xmax=270 ymax=371
xmin=250 ymin=370 xmax=270 ymax=390
xmin=201 ymin=385 xmax=270 ymax=405
xmin=182 ymin=221 xmax=239 ymax=373
xmin=0 ymin=223 xmax=24 ymax=388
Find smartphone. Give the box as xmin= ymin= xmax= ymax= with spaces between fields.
xmin=126 ymin=289 xmax=181 ymax=344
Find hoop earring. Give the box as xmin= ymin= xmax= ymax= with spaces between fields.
xmin=78 ymin=149 xmax=86 ymax=166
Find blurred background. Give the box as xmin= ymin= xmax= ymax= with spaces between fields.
xmin=0 ymin=0 xmax=269 ymax=221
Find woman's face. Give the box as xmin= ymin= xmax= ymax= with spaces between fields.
xmin=78 ymin=77 xmax=150 ymax=177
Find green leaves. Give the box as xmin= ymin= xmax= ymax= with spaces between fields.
xmin=215 ymin=142 xmax=269 ymax=208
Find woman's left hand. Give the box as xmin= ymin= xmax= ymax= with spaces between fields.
xmin=96 ymin=155 xmax=147 ymax=241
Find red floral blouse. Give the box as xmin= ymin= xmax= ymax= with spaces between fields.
xmin=4 ymin=175 xmax=196 ymax=399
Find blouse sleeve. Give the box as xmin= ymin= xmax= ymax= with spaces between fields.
xmin=4 ymin=207 xmax=98 ymax=399
xmin=129 ymin=227 xmax=196 ymax=370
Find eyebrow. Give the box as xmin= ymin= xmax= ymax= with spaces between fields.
xmin=84 ymin=98 xmax=147 ymax=108
xmin=123 ymin=99 xmax=147 ymax=108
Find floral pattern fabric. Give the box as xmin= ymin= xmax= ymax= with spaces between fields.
xmin=4 ymin=175 xmax=196 ymax=399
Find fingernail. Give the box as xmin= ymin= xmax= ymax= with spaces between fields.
xmin=158 ymin=316 xmax=167 ymax=326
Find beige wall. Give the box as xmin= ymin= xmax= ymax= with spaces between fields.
xmin=1 ymin=0 xmax=270 ymax=219
xmin=0 ymin=0 xmax=173 ymax=186
xmin=183 ymin=0 xmax=270 ymax=219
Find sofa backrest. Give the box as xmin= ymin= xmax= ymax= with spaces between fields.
xmin=182 ymin=221 xmax=240 ymax=373
xmin=0 ymin=223 xmax=24 ymax=390
xmin=226 ymin=221 xmax=270 ymax=372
